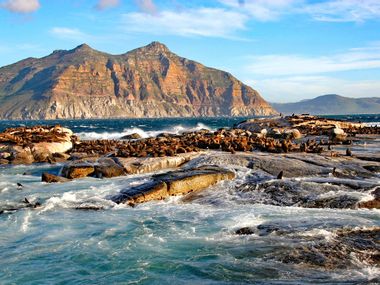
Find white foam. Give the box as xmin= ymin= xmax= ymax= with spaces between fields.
xmin=365 ymin=122 xmax=380 ymax=127
xmin=298 ymin=229 xmax=336 ymax=242
xmin=76 ymin=123 xmax=214 ymax=140
xmin=21 ymin=211 xmax=32 ymax=232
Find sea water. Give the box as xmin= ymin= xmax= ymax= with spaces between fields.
xmin=0 ymin=115 xmax=379 ymax=284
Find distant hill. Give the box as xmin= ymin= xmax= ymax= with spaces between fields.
xmin=272 ymin=94 xmax=380 ymax=115
xmin=0 ymin=42 xmax=277 ymax=119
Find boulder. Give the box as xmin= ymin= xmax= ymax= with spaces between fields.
xmin=358 ymin=187 xmax=380 ymax=209
xmin=111 ymin=166 xmax=235 ymax=205
xmin=94 ymin=158 xmax=126 ymax=178
xmin=10 ymin=146 xmax=34 ymax=165
xmin=284 ymin=129 xmax=302 ymax=139
xmin=120 ymin=133 xmax=142 ymax=140
xmin=331 ymin=127 xmax=347 ymax=142
xmin=61 ymin=162 xmax=95 ymax=179
xmin=42 ymin=172 xmax=69 ymax=183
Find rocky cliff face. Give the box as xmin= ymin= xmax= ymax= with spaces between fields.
xmin=0 ymin=42 xmax=277 ymax=119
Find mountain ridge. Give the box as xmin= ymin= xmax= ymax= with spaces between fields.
xmin=0 ymin=41 xmax=277 ymax=120
xmin=272 ymin=94 xmax=380 ymax=115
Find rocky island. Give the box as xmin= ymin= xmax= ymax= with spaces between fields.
xmin=0 ymin=114 xmax=379 ymax=274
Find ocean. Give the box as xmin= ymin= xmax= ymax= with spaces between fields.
xmin=0 ymin=114 xmax=379 ymax=284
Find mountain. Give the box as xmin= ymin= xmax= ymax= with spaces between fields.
xmin=272 ymin=94 xmax=380 ymax=115
xmin=0 ymin=42 xmax=277 ymax=119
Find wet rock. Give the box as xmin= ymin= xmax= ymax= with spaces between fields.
xmin=111 ymin=166 xmax=235 ymax=205
xmin=42 ymin=172 xmax=69 ymax=183
xmin=0 ymin=198 xmax=42 ymax=215
xmin=237 ymin=179 xmax=363 ymax=209
xmin=61 ymin=162 xmax=95 ymax=179
xmin=358 ymin=187 xmax=380 ymax=209
xmin=302 ymin=195 xmax=359 ymax=209
xmin=94 ymin=158 xmax=126 ymax=178
xmin=154 ymin=166 xmax=235 ymax=196
xmin=363 ymin=165 xmax=380 ymax=172
xmin=280 ymin=227 xmax=380 ymax=269
xmin=235 ymin=227 xmax=255 ymax=235
xmin=120 ymin=133 xmax=142 ymax=140
xmin=0 ymin=158 xmax=9 ymax=164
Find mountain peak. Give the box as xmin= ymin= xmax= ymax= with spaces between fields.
xmin=144 ymin=41 xmax=170 ymax=52
xmin=72 ymin=43 xmax=95 ymax=52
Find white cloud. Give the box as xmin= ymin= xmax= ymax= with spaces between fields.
xmin=95 ymin=0 xmax=120 ymax=10
xmin=302 ymin=0 xmax=380 ymax=23
xmin=1 ymin=0 xmax=40 ymax=13
xmin=219 ymin=0 xmax=380 ymax=23
xmin=245 ymin=43 xmax=380 ymax=76
xmin=135 ymin=0 xmax=157 ymax=15
xmin=121 ymin=8 xmax=248 ymax=38
xmin=49 ymin=27 xmax=88 ymax=41
xmin=220 ymin=0 xmax=298 ymax=21
xmin=246 ymin=76 xmax=380 ymax=102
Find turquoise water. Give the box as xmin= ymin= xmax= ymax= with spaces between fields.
xmin=0 ymin=115 xmax=379 ymax=284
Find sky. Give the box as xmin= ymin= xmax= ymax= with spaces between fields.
xmin=0 ymin=0 xmax=379 ymax=103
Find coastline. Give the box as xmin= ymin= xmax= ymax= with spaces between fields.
xmin=0 ymin=114 xmax=379 ymax=284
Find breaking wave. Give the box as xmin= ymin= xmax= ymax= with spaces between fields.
xmin=76 ymin=122 xmax=213 ymax=140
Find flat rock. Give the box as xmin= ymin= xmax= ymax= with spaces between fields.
xmin=114 ymin=152 xmax=200 ymax=175
xmin=111 ymin=166 xmax=235 ymax=205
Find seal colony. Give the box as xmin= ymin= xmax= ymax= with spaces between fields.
xmin=0 ymin=114 xmax=379 ymax=271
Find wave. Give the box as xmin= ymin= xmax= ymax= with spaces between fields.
xmin=76 ymin=123 xmax=213 ymax=140
xmin=365 ymin=122 xmax=380 ymax=127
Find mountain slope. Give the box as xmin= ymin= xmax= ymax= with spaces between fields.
xmin=272 ymin=94 xmax=380 ymax=115
xmin=0 ymin=42 xmax=277 ymax=119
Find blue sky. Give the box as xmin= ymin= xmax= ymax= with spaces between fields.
xmin=0 ymin=0 xmax=379 ymax=102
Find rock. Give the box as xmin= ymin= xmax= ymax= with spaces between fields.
xmin=114 ymin=153 xmax=200 ymax=175
xmin=68 ymin=152 xmax=99 ymax=161
xmin=235 ymin=227 xmax=255 ymax=235
xmin=0 ymin=152 xmax=11 ymax=159
xmin=331 ymin=127 xmax=347 ymax=142
xmin=358 ymin=199 xmax=380 ymax=209
xmin=61 ymin=162 xmax=95 ymax=179
xmin=52 ymin=152 xmax=70 ymax=163
xmin=358 ymin=187 xmax=380 ymax=209
xmin=120 ymin=133 xmax=142 ymax=140
xmin=42 ymin=172 xmax=69 ymax=183
xmin=10 ymin=147 xmax=35 ymax=165
xmin=237 ymin=179 xmax=364 ymax=209
xmin=111 ymin=166 xmax=235 ymax=205
xmin=94 ymin=158 xmax=126 ymax=178
xmin=284 ymin=129 xmax=302 ymax=139
xmin=0 ymin=158 xmax=9 ymax=164
xmin=0 ymin=126 xmax=75 ymax=164
xmin=155 ymin=166 xmax=236 ymax=196
xmin=280 ymin=227 xmax=380 ymax=269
